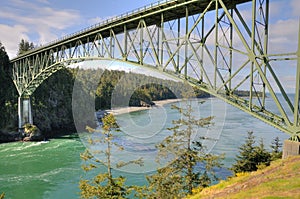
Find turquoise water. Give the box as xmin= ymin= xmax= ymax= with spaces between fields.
xmin=0 ymin=98 xmax=290 ymax=198
xmin=0 ymin=136 xmax=85 ymax=199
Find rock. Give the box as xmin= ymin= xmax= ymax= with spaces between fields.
xmin=140 ymin=100 xmax=155 ymax=107
xmin=29 ymin=131 xmax=43 ymax=141
xmin=23 ymin=124 xmax=43 ymax=141
xmin=0 ymin=131 xmax=21 ymax=143
xmin=23 ymin=136 xmax=31 ymax=142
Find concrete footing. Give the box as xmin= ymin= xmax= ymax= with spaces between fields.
xmin=18 ymin=97 xmax=33 ymax=132
xmin=282 ymin=139 xmax=300 ymax=159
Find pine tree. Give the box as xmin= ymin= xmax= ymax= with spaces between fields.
xmin=0 ymin=41 xmax=17 ymax=129
xmin=146 ymin=101 xmax=223 ymax=198
xmin=79 ymin=114 xmax=143 ymax=199
xmin=231 ymin=131 xmax=256 ymax=174
xmin=254 ymin=139 xmax=271 ymax=169
xmin=231 ymin=132 xmax=271 ymax=174
xmin=18 ymin=39 xmax=34 ymax=55
xmin=270 ymin=136 xmax=282 ymax=160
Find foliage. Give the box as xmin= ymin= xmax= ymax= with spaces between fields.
xmin=146 ymin=101 xmax=224 ymax=198
xmin=53 ymin=67 xmax=189 ymax=131
xmin=0 ymin=192 xmax=4 ymax=199
xmin=18 ymin=39 xmax=34 ymax=55
xmin=270 ymin=136 xmax=282 ymax=160
xmin=93 ymin=69 xmax=183 ymax=109
xmin=188 ymin=156 xmax=300 ymax=199
xmin=254 ymin=139 xmax=272 ymax=169
xmin=0 ymin=42 xmax=10 ymax=73
xmin=231 ymin=132 xmax=271 ymax=174
xmin=0 ymin=39 xmax=34 ymax=130
xmin=0 ymin=41 xmax=17 ymax=130
xmin=31 ymin=68 xmax=75 ymax=134
xmin=1 ymin=43 xmax=210 ymax=135
xmin=23 ymin=123 xmax=39 ymax=135
xmin=79 ymin=114 xmax=143 ymax=199
xmin=1 ymin=37 xmax=210 ymax=135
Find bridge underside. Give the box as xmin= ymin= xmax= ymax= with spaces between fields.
xmin=11 ymin=0 xmax=300 ymax=139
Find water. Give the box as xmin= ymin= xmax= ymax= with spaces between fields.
xmin=0 ymin=136 xmax=85 ymax=199
xmin=0 ymin=98 xmax=290 ymax=199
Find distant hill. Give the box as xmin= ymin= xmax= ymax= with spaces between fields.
xmin=188 ymin=156 xmax=300 ymax=199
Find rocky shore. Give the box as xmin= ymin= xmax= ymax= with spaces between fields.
xmin=0 ymin=130 xmax=20 ymax=143
xmin=0 ymin=124 xmax=44 ymax=143
xmin=0 ymin=99 xmax=182 ymax=143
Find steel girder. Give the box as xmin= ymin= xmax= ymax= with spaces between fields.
xmin=10 ymin=0 xmax=300 ymax=139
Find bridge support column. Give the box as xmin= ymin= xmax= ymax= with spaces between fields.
xmin=18 ymin=96 xmax=33 ymax=132
xmin=282 ymin=140 xmax=300 ymax=159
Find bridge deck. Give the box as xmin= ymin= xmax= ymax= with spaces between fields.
xmin=11 ymin=0 xmax=251 ymax=62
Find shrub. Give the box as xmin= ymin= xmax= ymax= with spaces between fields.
xmin=231 ymin=132 xmax=271 ymax=174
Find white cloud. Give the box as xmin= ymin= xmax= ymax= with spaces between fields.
xmin=87 ymin=17 xmax=104 ymax=26
xmin=0 ymin=24 xmax=29 ymax=58
xmin=0 ymin=0 xmax=82 ymax=58
xmin=87 ymin=15 xmax=117 ymax=26
xmin=269 ymin=19 xmax=298 ymax=53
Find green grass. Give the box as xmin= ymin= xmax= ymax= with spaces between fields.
xmin=188 ymin=156 xmax=300 ymax=199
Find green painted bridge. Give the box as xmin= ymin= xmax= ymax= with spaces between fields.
xmin=10 ymin=0 xmax=300 ymax=140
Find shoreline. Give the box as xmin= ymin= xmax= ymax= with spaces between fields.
xmin=107 ymin=98 xmax=182 ymax=116
xmin=1 ymin=99 xmax=182 ymax=143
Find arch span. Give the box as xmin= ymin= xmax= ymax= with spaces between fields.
xmin=10 ymin=0 xmax=300 ymax=139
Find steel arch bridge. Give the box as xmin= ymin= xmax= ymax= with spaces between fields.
xmin=10 ymin=0 xmax=300 ymax=140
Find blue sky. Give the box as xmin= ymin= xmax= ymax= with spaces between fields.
xmin=0 ymin=0 xmax=159 ymax=58
xmin=0 ymin=0 xmax=298 ymax=58
xmin=0 ymin=0 xmax=299 ymax=92
xmin=0 ymin=0 xmax=298 ymax=57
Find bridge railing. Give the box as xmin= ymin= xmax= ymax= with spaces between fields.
xmin=44 ymin=0 xmax=175 ymax=48
xmin=12 ymin=0 xmax=176 ymax=60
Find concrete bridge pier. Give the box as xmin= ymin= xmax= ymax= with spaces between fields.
xmin=18 ymin=96 xmax=33 ymax=132
xmin=282 ymin=139 xmax=300 ymax=159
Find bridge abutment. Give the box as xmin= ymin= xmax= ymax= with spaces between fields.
xmin=282 ymin=139 xmax=300 ymax=159
xmin=18 ymin=97 xmax=33 ymax=132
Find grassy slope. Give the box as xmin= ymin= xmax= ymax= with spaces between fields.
xmin=188 ymin=156 xmax=300 ymax=199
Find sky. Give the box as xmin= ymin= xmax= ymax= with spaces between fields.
xmin=0 ymin=0 xmax=159 ymax=58
xmin=0 ymin=0 xmax=299 ymax=93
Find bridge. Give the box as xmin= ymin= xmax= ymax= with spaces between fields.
xmin=10 ymin=0 xmax=300 ymax=142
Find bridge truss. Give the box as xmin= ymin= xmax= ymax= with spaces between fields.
xmin=11 ymin=0 xmax=300 ymax=139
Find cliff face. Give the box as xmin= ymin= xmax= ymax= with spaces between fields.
xmin=31 ymin=68 xmax=76 ymax=136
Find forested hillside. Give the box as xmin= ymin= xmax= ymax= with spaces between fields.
xmin=31 ymin=68 xmax=189 ymax=135
xmin=0 ymin=39 xmax=254 ymax=140
xmin=0 ymin=38 xmax=212 ymax=139
xmin=0 ymin=42 xmax=18 ymax=133
xmin=1 ymin=59 xmax=211 ymax=138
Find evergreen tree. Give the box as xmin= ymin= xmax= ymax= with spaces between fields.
xmin=18 ymin=39 xmax=34 ymax=55
xmin=254 ymin=139 xmax=271 ymax=169
xmin=0 ymin=42 xmax=10 ymax=73
xmin=79 ymin=114 xmax=143 ymax=198
xmin=32 ymin=68 xmax=75 ymax=133
xmin=231 ymin=132 xmax=271 ymax=174
xmin=270 ymin=136 xmax=282 ymax=160
xmin=146 ymin=101 xmax=223 ymax=198
xmin=0 ymin=41 xmax=17 ymax=130
xmin=231 ymin=131 xmax=256 ymax=173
